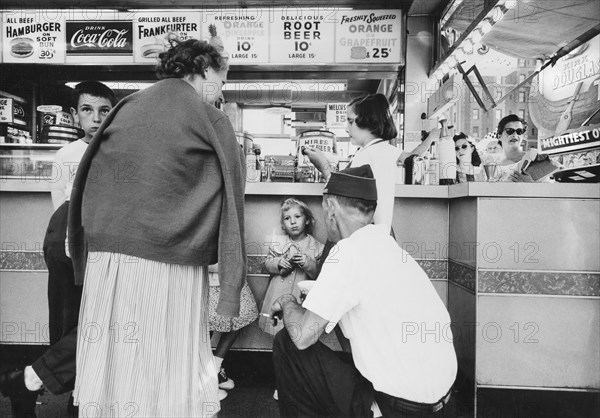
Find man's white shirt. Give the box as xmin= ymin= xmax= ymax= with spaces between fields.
xmin=303 ymin=224 xmax=457 ymax=403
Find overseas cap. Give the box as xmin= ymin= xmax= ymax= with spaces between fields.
xmin=323 ymin=164 xmax=378 ymax=201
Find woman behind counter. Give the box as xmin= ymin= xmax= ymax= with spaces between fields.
xmin=454 ymin=132 xmax=484 ymax=183
xmin=69 ymin=39 xmax=246 ymax=417
xmin=305 ymin=93 xmax=400 ymax=229
xmin=495 ymin=114 xmax=551 ymax=182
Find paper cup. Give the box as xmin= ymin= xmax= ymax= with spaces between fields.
xmin=297 ymin=281 xmax=315 ymax=297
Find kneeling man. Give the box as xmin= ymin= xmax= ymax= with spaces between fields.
xmin=271 ymin=164 xmax=457 ymax=417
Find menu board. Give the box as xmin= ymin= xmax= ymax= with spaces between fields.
xmin=203 ymin=9 xmax=269 ymax=64
xmin=0 ymin=8 xmax=404 ymax=66
xmin=2 ymin=10 xmax=65 ymax=63
xmin=269 ymin=9 xmax=336 ymax=63
xmin=335 ymin=10 xmax=402 ymax=63
xmin=133 ymin=11 xmax=201 ymax=63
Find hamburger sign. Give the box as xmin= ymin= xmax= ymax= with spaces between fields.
xmin=2 ymin=10 xmax=66 ymax=63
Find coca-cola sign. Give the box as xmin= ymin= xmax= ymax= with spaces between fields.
xmin=66 ymin=21 xmax=133 ymax=55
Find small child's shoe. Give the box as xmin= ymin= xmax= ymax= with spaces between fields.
xmin=218 ymin=389 xmax=228 ymax=401
xmin=218 ymin=368 xmax=235 ymax=390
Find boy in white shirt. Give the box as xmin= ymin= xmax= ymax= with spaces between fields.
xmin=0 ymin=82 xmax=115 ymax=418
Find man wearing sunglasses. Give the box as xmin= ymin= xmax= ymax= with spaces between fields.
xmin=496 ymin=114 xmax=548 ymax=182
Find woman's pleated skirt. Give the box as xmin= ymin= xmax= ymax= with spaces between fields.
xmin=73 ymin=252 xmax=220 ymax=417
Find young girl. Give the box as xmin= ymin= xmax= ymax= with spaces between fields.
xmin=258 ymin=198 xmax=323 ymax=335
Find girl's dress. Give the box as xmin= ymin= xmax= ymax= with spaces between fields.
xmin=208 ymin=265 xmax=258 ymax=332
xmin=258 ymin=234 xmax=323 ymax=335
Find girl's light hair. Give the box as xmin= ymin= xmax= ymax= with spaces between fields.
xmin=280 ymin=197 xmax=315 ymax=236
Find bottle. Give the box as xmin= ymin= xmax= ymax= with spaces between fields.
xmin=259 ymin=157 xmax=266 ymax=182
xmin=437 ymin=119 xmax=456 ymax=185
xmin=427 ymin=139 xmax=440 ymax=186
xmin=246 ymin=153 xmax=260 ymax=182
xmin=423 ymin=153 xmax=431 ymax=186
xmin=412 ymin=156 xmax=425 ymax=185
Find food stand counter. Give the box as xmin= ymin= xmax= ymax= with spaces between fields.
xmin=1 ymin=180 xmax=598 ymax=399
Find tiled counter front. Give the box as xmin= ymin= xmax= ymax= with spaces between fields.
xmin=0 ymin=185 xmax=451 ymax=349
xmin=475 ymin=197 xmax=600 ymax=391
xmin=230 ymin=190 xmax=450 ymax=350
xmin=1 ymin=181 xmax=598 ymax=387
xmin=0 ymin=192 xmax=54 ymax=344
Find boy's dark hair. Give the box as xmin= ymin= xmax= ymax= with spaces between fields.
xmin=497 ymin=114 xmax=527 ymax=139
xmin=156 ymin=38 xmax=228 ymax=80
xmin=348 ymin=93 xmax=397 ymax=141
xmin=326 ymin=195 xmax=377 ymax=216
xmin=72 ymin=81 xmax=116 ymax=108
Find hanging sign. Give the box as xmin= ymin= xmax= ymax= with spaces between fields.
xmin=66 ymin=20 xmax=133 ymax=63
xmin=539 ymin=124 xmax=600 ymax=155
xmin=538 ymin=36 xmax=600 ymax=102
xmin=326 ymin=103 xmax=348 ymax=129
xmin=0 ymin=98 xmax=14 ymax=123
xmin=1 ymin=8 xmax=406 ymax=66
xmin=10 ymin=100 xmax=28 ymax=126
xmin=334 ymin=10 xmax=403 ymax=64
xmin=133 ymin=11 xmax=201 ymax=63
xmin=269 ymin=9 xmax=336 ymax=63
xmin=203 ymin=9 xmax=269 ymax=64
xmin=2 ymin=10 xmax=65 ymax=63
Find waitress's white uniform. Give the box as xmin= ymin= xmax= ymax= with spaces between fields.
xmin=349 ymin=139 xmax=401 ymax=229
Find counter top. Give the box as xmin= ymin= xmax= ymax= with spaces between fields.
xmin=2 ymin=178 xmax=599 ymax=199
xmin=447 ymin=182 xmax=600 ymax=199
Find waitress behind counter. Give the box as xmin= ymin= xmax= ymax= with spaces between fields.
xmin=68 ymin=38 xmax=245 ymax=417
xmin=304 ymin=93 xmax=400 ymax=230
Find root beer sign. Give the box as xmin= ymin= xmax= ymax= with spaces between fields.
xmin=269 ymin=9 xmax=336 ymax=63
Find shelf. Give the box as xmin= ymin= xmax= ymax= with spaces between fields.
xmin=4 ymin=178 xmax=597 ymax=199
xmin=0 ymin=143 xmax=64 ymax=149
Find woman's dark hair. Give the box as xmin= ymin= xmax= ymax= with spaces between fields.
xmin=72 ymin=81 xmax=116 ymax=107
xmin=156 ymin=38 xmax=228 ymax=79
xmin=453 ymin=132 xmax=481 ymax=166
xmin=497 ymin=114 xmax=527 ymax=139
xmin=348 ymin=93 xmax=397 ymax=141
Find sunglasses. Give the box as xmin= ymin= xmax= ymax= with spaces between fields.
xmin=503 ymin=128 xmax=526 ymax=136
xmin=455 ymin=144 xmax=470 ymax=151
